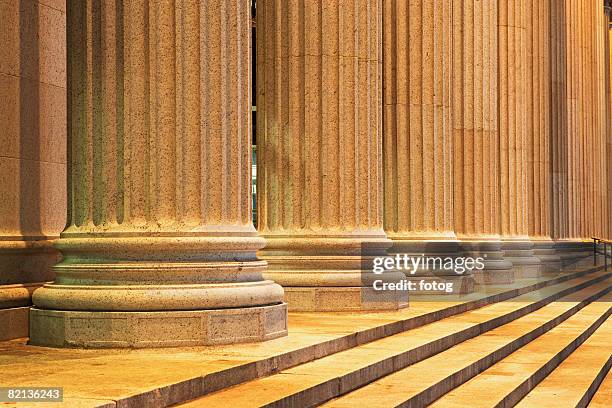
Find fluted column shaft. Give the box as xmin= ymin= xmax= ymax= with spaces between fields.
xmin=525 ymin=0 xmax=561 ymax=271
xmin=257 ymin=0 xmax=406 ymax=311
xmin=497 ymin=0 xmax=541 ymax=277
xmin=603 ymin=0 xmax=612 ymax=239
xmin=550 ymin=0 xmax=570 ymax=243
xmin=382 ymin=1 xmax=473 ymax=293
xmin=453 ymin=0 xmax=513 ymax=283
xmin=595 ymin=1 xmax=610 ymax=241
xmin=30 ymin=0 xmax=287 ymax=348
xmin=499 ymin=0 xmax=528 ymax=240
xmin=383 ymin=0 xmax=453 ymax=241
xmin=551 ymin=0 xmax=609 ymax=264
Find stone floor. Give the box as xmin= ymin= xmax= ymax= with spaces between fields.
xmin=0 ymin=262 xmax=610 ymax=407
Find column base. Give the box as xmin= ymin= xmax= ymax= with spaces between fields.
xmin=555 ymin=240 xmax=591 ymax=266
xmin=261 ymin=235 xmax=409 ymax=312
xmin=532 ymin=240 xmax=563 ymax=273
xmin=28 ymin=303 xmax=288 ymax=348
xmin=387 ymin=239 xmax=475 ymax=294
xmin=458 ymin=238 xmax=515 ymax=284
xmin=0 ymin=283 xmax=45 ymax=341
xmin=281 ymin=286 xmax=408 ymax=312
xmin=502 ymin=239 xmax=542 ymax=279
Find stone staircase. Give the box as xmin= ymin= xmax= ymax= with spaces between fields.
xmin=177 ymin=265 xmax=611 ymax=408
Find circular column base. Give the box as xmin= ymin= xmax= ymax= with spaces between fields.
xmin=0 ymin=282 xmax=44 ymax=308
xmin=282 ymin=286 xmax=408 ymax=312
xmin=28 ymin=303 xmax=288 ymax=348
xmin=459 ymin=239 xmax=515 ymax=284
xmin=501 ymin=240 xmax=542 ymax=279
xmin=532 ymin=241 xmax=563 ymax=273
xmin=555 ymin=241 xmax=591 ymax=267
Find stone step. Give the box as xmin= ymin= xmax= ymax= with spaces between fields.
xmin=428 ymin=296 xmax=611 ymax=407
xmin=588 ymin=368 xmax=612 ymax=407
xmin=177 ymin=271 xmax=611 ymax=407
xmin=157 ymin=266 xmax=605 ymax=405
xmin=513 ymin=318 xmax=612 ymax=407
xmin=321 ymin=281 xmax=611 ymax=408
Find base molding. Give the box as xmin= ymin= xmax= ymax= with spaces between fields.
xmin=282 ymin=286 xmax=408 ymax=312
xmin=29 ymin=303 xmax=288 ymax=348
xmin=473 ymin=268 xmax=515 ymax=284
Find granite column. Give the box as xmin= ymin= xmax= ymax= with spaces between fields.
xmin=498 ymin=0 xmax=542 ymax=278
xmin=29 ymin=0 xmax=287 ymax=348
xmin=382 ymin=0 xmax=474 ymax=294
xmin=452 ymin=0 xmax=514 ymax=284
xmin=257 ymin=0 xmax=407 ymax=311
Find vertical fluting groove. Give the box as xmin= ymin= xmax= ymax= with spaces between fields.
xmin=383 ymin=0 xmax=453 ymax=239
xmin=527 ymin=0 xmax=552 ymax=239
xmin=499 ymin=0 xmax=528 ymax=238
xmin=452 ymin=0 xmax=499 ymax=238
xmin=219 ymin=0 xmax=228 ymax=223
xmin=550 ymin=0 xmax=569 ymax=240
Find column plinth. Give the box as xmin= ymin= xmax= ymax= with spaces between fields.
xmin=257 ymin=0 xmax=407 ymax=311
xmin=29 ymin=0 xmax=287 ymax=348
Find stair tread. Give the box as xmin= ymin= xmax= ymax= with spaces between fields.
xmin=429 ymin=302 xmax=612 ymax=407
xmin=588 ymin=368 xmax=612 ymax=407
xmin=322 ymin=284 xmax=611 ymax=407
xmin=178 ymin=272 xmax=611 ymax=407
xmin=514 ymin=318 xmax=611 ymax=407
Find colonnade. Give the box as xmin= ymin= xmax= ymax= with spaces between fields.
xmin=0 ymin=0 xmax=610 ymax=347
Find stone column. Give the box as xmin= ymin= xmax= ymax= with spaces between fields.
xmin=0 ymin=0 xmax=66 ymax=340
xmin=525 ymin=0 xmax=562 ymax=272
xmin=498 ymin=0 xmax=542 ymax=278
xmin=604 ymin=0 xmax=612 ymax=239
xmin=29 ymin=0 xmax=287 ymax=348
xmin=382 ymin=0 xmax=474 ymax=294
xmin=572 ymin=0 xmax=607 ymax=259
xmin=551 ymin=0 xmax=589 ymax=264
xmin=595 ymin=1 xmax=610 ymax=242
xmin=452 ymin=0 xmax=514 ymax=284
xmin=257 ymin=0 xmax=407 ymax=311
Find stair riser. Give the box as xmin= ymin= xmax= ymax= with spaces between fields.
xmin=261 ymin=274 xmax=612 ymax=408
xmin=499 ymin=309 xmax=612 ymax=408
xmin=397 ymin=285 xmax=612 ymax=408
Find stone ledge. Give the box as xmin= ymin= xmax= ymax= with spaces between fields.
xmin=0 ymin=306 xmax=29 ymax=341
xmin=29 ymin=303 xmax=288 ymax=348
